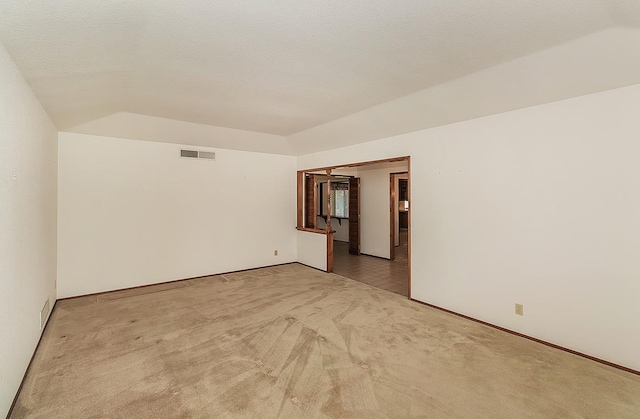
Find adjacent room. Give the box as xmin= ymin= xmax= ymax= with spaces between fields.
xmin=2 ymin=1 xmax=640 ymax=418
xmin=300 ymin=158 xmax=410 ymax=296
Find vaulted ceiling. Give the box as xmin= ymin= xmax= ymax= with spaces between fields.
xmin=1 ymin=1 xmax=640 ymax=151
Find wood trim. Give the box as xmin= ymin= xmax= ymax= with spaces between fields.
xmin=296 ymin=227 xmax=332 ymax=235
xmin=314 ymin=174 xmax=355 ymax=180
xmin=326 ymin=232 xmax=334 ymax=273
xmin=7 ymin=300 xmax=58 ymax=419
xmin=312 ymin=175 xmax=318 ymax=229
xmin=409 ymin=298 xmax=640 ymax=377
xmin=296 ymin=171 xmax=303 ymax=228
xmin=325 ymin=169 xmax=332 ymax=231
xmin=325 ymin=169 xmax=333 ymax=273
xmin=390 ymin=171 xmax=409 ymax=263
xmin=348 ymin=177 xmax=361 ymax=256
xmin=302 ymin=156 xmax=411 ymax=173
xmin=360 ymin=252 xmax=391 ymax=260
xmin=304 ymin=174 xmax=316 ymax=228
xmin=389 ymin=173 xmax=396 ymax=261
xmin=407 ymin=157 xmax=412 ymax=300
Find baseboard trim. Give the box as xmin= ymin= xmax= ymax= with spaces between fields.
xmin=295 ymin=262 xmax=328 ymax=273
xmin=7 ymin=300 xmax=58 ymax=419
xmin=58 ymin=262 xmax=297 ymax=301
xmin=409 ymin=298 xmax=639 ymax=377
xmin=360 ymin=252 xmax=391 ymax=261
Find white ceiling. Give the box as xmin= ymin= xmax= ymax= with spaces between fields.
xmin=1 ymin=1 xmax=640 ymax=141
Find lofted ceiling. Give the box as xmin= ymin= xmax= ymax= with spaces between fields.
xmin=1 ymin=1 xmax=640 ymax=145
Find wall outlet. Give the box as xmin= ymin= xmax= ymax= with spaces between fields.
xmin=274 ymin=249 xmax=278 ymax=256
xmin=515 ymin=303 xmax=524 ymax=316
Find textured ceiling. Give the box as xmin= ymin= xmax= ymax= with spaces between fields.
xmin=0 ymin=1 xmax=639 ymax=136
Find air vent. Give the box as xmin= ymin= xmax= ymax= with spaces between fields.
xmin=180 ymin=149 xmax=216 ymax=160
xmin=198 ymin=151 xmax=216 ymax=160
xmin=180 ymin=149 xmax=198 ymax=158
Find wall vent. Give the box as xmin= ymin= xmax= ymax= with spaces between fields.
xmin=198 ymin=151 xmax=216 ymax=160
xmin=40 ymin=298 xmax=50 ymax=330
xmin=180 ymin=149 xmax=215 ymax=160
xmin=180 ymin=149 xmax=198 ymax=158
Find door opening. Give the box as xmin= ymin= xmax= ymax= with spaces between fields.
xmin=297 ymin=156 xmax=411 ymax=297
xmin=390 ymin=173 xmax=409 ymax=261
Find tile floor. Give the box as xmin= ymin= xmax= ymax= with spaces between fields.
xmin=333 ymin=229 xmax=409 ymax=296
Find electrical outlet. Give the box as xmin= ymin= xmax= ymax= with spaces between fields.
xmin=515 ymin=303 xmax=524 ymax=316
xmin=274 ymin=249 xmax=278 ymax=256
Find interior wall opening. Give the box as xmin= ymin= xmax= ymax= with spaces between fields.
xmin=297 ymin=157 xmax=411 ymax=297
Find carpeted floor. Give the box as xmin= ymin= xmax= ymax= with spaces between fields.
xmin=10 ymin=264 xmax=640 ymax=418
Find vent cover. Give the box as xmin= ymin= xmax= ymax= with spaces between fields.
xmin=198 ymin=151 xmax=216 ymax=160
xmin=180 ymin=149 xmax=216 ymax=160
xmin=180 ymin=149 xmax=198 ymax=158
xmin=40 ymin=298 xmax=50 ymax=330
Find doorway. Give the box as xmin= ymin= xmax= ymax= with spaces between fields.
xmin=296 ymin=157 xmax=411 ymax=297
xmin=390 ymin=173 xmax=409 ymax=261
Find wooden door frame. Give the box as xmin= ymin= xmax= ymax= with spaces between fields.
xmin=297 ymin=156 xmax=411 ymax=298
xmin=407 ymin=158 xmax=411 ymax=298
xmin=390 ymin=174 xmax=396 ymax=261
xmin=389 ymin=172 xmax=409 ymax=261
xmin=348 ymin=177 xmax=361 ymax=255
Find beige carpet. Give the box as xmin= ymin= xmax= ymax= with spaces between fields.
xmin=10 ymin=264 xmax=640 ymax=418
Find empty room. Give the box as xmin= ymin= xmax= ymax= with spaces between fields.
xmin=2 ymin=1 xmax=640 ymax=418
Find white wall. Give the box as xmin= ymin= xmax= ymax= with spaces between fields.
xmin=296 ymin=231 xmax=328 ymax=271
xmin=297 ymin=83 xmax=640 ymax=371
xmin=58 ymin=132 xmax=296 ymax=298
xmin=0 ymin=43 xmax=58 ymax=417
xmin=68 ymin=112 xmax=293 ymax=155
xmin=316 ymin=216 xmax=349 ymax=242
xmin=357 ymin=163 xmax=408 ymax=258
